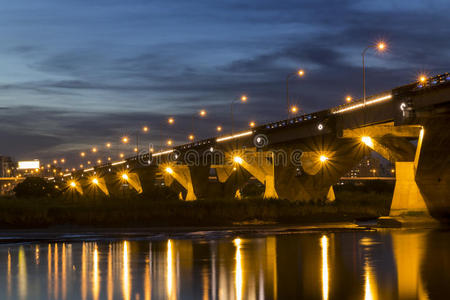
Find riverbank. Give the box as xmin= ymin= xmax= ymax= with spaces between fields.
xmin=0 ymin=189 xmax=392 ymax=228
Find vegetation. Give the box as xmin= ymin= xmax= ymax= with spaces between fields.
xmin=0 ymin=179 xmax=393 ymax=228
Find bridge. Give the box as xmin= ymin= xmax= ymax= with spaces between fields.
xmin=52 ymin=73 xmax=450 ymax=220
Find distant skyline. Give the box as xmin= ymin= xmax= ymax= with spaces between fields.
xmin=0 ymin=0 xmax=449 ymax=166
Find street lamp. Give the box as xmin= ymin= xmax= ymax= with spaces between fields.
xmin=190 ymin=109 xmax=207 ymax=142
xmin=231 ymin=95 xmax=248 ymax=134
xmin=362 ymin=42 xmax=387 ymax=124
xmin=346 ymin=96 xmax=352 ymax=103
xmin=160 ymin=117 xmax=175 ymax=150
xmin=286 ymin=69 xmax=305 ymax=119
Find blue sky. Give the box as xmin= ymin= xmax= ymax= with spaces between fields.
xmin=0 ymin=0 xmax=449 ymax=166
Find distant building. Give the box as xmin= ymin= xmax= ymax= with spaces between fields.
xmin=0 ymin=156 xmax=15 ymax=177
xmin=345 ymin=155 xmax=394 ymax=178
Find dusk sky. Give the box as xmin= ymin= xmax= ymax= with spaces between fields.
xmin=0 ymin=0 xmax=449 ymax=166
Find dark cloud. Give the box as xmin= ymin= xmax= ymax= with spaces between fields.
xmin=0 ymin=0 xmax=449 ymax=166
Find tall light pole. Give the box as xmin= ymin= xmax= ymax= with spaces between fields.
xmin=286 ymin=69 xmax=305 ymax=119
xmin=160 ymin=117 xmax=175 ymax=150
xmin=189 ymin=109 xmax=207 ymax=141
xmin=231 ymin=95 xmax=247 ymax=134
xmin=362 ymin=42 xmax=386 ymax=125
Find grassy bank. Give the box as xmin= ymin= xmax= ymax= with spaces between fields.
xmin=0 ymin=188 xmax=392 ymax=228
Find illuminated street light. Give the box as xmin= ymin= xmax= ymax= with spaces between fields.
xmin=53 ymin=160 xmax=58 ymax=164
xmin=92 ymin=178 xmax=99 ymax=185
xmin=70 ymin=181 xmax=76 ymax=188
xmin=319 ymin=155 xmax=328 ymax=163
xmin=346 ymin=96 xmax=352 ymax=103
xmin=92 ymin=147 xmax=97 ymax=153
xmin=133 ymin=147 xmax=138 ymax=152
xmin=362 ymin=41 xmax=387 ymax=125
xmin=189 ymin=134 xmax=194 ymax=141
xmin=291 ymin=106 xmax=298 ymax=114
xmin=199 ymin=109 xmax=207 ymax=117
xmin=119 ymin=153 xmax=124 ymax=158
xmin=61 ymin=158 xmax=65 ymax=163
xmin=97 ymin=159 xmax=102 ymax=164
xmin=361 ymin=136 xmax=374 ymax=148
xmin=233 ymin=156 xmax=243 ymax=164
xmin=106 ymin=142 xmax=111 ymax=148
xmin=190 ymin=109 xmax=207 ymax=142
xmin=231 ymin=95 xmax=248 ymax=134
xmin=121 ymin=173 xmax=129 ymax=180
xmin=168 ymin=117 xmax=174 ymax=124
xmin=217 ymin=126 xmax=222 ymax=132
xmin=167 ymin=139 xmax=173 ymax=146
xmin=287 ymin=68 xmax=306 ymax=119
xmin=249 ymin=121 xmax=256 ymax=128
xmin=80 ymin=152 xmax=86 ymax=157
xmin=419 ymin=75 xmax=427 ymax=83
xmin=142 ymin=126 xmax=149 ymax=132
xmin=165 ymin=167 xmax=174 ymax=174
xmin=122 ymin=136 xmax=129 ymax=144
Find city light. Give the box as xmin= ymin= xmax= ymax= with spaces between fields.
xmin=217 ymin=126 xmax=222 ymax=132
xmin=319 ymin=155 xmax=328 ymax=162
xmin=122 ymin=137 xmax=129 ymax=143
xmin=298 ymin=69 xmax=305 ymax=76
xmin=106 ymin=143 xmax=111 ymax=148
xmin=80 ymin=152 xmax=85 ymax=157
xmin=217 ymin=131 xmax=252 ymax=142
xmin=419 ymin=75 xmax=427 ymax=83
xmin=60 ymin=158 xmax=65 ymax=163
xmin=142 ymin=126 xmax=149 ymax=132
xmin=165 ymin=167 xmax=174 ymax=174
xmin=249 ymin=121 xmax=255 ymax=128
xmin=121 ymin=173 xmax=129 ymax=180
xmin=119 ymin=153 xmax=124 ymax=158
xmin=189 ymin=134 xmax=194 ymax=141
xmin=291 ymin=106 xmax=298 ymax=113
xmin=92 ymin=147 xmax=97 ymax=153
xmin=346 ymin=96 xmax=352 ymax=103
xmin=241 ymin=95 xmax=247 ymax=102
xmin=233 ymin=156 xmax=243 ymax=164
xmin=333 ymin=94 xmax=392 ymax=114
xmin=167 ymin=140 xmax=173 ymax=146
xmin=377 ymin=42 xmax=386 ymax=51
xmin=168 ymin=117 xmax=174 ymax=124
xmin=70 ymin=181 xmax=76 ymax=188
xmin=361 ymin=136 xmax=374 ymax=148
xmin=199 ymin=109 xmax=206 ymax=117
xmin=133 ymin=147 xmax=138 ymax=152
xmin=92 ymin=178 xmax=99 ymax=185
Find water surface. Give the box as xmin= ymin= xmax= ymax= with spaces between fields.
xmin=0 ymin=227 xmax=448 ymax=299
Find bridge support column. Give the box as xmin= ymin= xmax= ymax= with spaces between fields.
xmin=234 ymin=152 xmax=279 ymax=199
xmin=390 ymin=162 xmax=427 ymax=216
xmin=162 ymin=165 xmax=196 ymax=201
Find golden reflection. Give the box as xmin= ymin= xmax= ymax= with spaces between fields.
xmin=202 ymin=264 xmax=209 ymax=300
xmin=123 ymin=241 xmax=131 ymax=300
xmin=82 ymin=243 xmax=87 ymax=300
xmin=18 ymin=246 xmax=27 ymax=300
xmin=93 ymin=244 xmax=100 ymax=300
xmin=48 ymin=244 xmax=52 ymax=298
xmin=321 ymin=235 xmax=329 ymax=300
xmin=167 ymin=239 xmax=176 ymax=300
xmin=35 ymin=245 xmax=40 ymax=265
xmin=234 ymin=238 xmax=243 ymax=300
xmin=108 ymin=244 xmax=113 ymax=300
xmin=62 ymin=244 xmax=67 ymax=300
xmin=7 ymin=249 xmax=11 ymax=297
xmin=54 ymin=243 xmax=59 ymax=299
xmin=392 ymin=232 xmax=428 ymax=299
xmin=363 ymin=260 xmax=377 ymax=300
xmin=145 ymin=244 xmax=152 ymax=300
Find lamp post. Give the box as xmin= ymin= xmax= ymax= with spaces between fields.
xmin=286 ymin=69 xmax=305 ymax=119
xmin=189 ymin=109 xmax=207 ymax=142
xmin=362 ymin=42 xmax=386 ymax=125
xmin=231 ymin=95 xmax=247 ymax=134
xmin=160 ymin=117 xmax=175 ymax=150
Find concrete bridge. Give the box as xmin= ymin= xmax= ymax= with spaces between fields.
xmin=59 ymin=73 xmax=450 ymax=220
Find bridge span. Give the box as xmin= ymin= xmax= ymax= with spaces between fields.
xmin=54 ymin=73 xmax=450 ymax=220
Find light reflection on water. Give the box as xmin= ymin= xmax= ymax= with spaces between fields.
xmin=0 ymin=229 xmax=449 ymax=300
